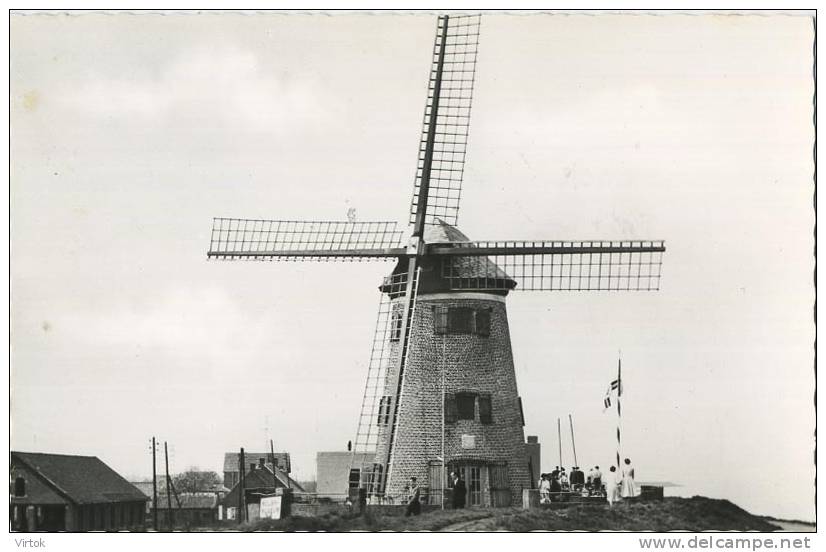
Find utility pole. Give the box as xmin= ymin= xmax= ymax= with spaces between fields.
xmin=164 ymin=441 xmax=173 ymax=530
xmin=151 ymin=437 xmax=158 ymax=531
xmin=441 ymin=333 xmax=446 ymax=510
xmin=270 ymin=439 xmax=278 ymax=492
xmin=238 ymin=448 xmax=246 ymax=524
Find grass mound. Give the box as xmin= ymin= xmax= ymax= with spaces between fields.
xmin=238 ymin=496 xmax=781 ymax=532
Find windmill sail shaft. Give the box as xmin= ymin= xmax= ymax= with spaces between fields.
xmin=429 ymin=241 xmax=666 ymax=256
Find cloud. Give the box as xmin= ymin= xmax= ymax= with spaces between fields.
xmin=60 ymin=46 xmax=335 ymax=134
xmin=54 ymin=285 xmax=276 ymax=366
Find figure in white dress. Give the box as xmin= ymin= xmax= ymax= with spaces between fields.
xmin=539 ymin=474 xmax=551 ymax=504
xmin=607 ymin=465 xmax=622 ymax=506
xmin=621 ymin=457 xmax=637 ymax=498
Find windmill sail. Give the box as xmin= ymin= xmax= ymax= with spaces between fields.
xmin=350 ymin=269 xmax=421 ymax=497
xmin=208 ymin=218 xmax=406 ymax=260
xmin=438 ymin=240 xmax=665 ymax=291
xmin=408 ymin=14 xmax=481 ymax=228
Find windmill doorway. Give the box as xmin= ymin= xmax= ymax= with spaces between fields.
xmin=441 ymin=461 xmax=511 ymax=508
xmin=455 ymin=465 xmax=482 ymax=506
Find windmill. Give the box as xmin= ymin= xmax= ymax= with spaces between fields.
xmin=207 ymin=14 xmax=665 ymax=507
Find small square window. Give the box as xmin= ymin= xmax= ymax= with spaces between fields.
xmin=456 ymin=393 xmax=476 ymax=420
xmin=449 ymin=308 xmax=474 ymax=334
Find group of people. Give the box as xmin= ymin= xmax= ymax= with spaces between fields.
xmin=538 ymin=458 xmax=637 ymax=506
xmin=403 ymin=459 xmax=637 ymax=513
xmin=537 ymin=466 xmax=582 ymax=501
xmin=404 ymin=471 xmax=467 ymax=516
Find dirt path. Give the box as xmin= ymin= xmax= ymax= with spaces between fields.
xmin=768 ymin=520 xmax=816 ymax=532
xmin=439 ymin=512 xmax=497 ymax=532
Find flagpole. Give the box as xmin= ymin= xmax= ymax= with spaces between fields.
xmin=557 ymin=417 xmax=562 ymax=467
xmin=568 ymin=414 xmax=578 ymax=468
xmin=616 ymin=353 xmax=622 ymax=471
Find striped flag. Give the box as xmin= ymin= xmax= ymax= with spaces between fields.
xmin=602 ymin=377 xmax=622 ymax=411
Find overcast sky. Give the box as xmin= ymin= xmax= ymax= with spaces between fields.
xmin=10 ymin=11 xmax=814 ymax=521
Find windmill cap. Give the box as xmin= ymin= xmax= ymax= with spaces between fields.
xmin=423 ymin=219 xmax=516 ymax=287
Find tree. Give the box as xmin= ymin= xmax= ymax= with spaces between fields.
xmin=171 ymin=468 xmax=222 ymax=493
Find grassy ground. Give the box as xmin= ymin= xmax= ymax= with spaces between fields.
xmin=227 ymin=496 xmax=781 ymax=532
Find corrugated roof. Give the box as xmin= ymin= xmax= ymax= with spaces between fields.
xmin=130 ymin=481 xmax=160 ymax=498
xmin=12 ymin=452 xmax=148 ymax=505
xmin=155 ymin=492 xmax=218 ymax=510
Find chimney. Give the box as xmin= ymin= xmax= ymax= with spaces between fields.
xmin=250 ymin=463 xmax=256 ymax=471
xmin=527 ymin=435 xmax=538 ymax=444
xmin=259 ymin=458 xmax=266 ymax=468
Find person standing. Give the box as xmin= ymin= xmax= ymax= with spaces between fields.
xmin=558 ymin=468 xmax=569 ymax=492
xmin=570 ymin=466 xmax=584 ymax=492
xmin=405 ymin=476 xmax=421 ymax=516
xmin=538 ymin=474 xmax=551 ymax=504
xmin=621 ymin=458 xmax=637 ymax=498
xmin=591 ymin=466 xmax=603 ymax=496
xmin=451 ymin=471 xmax=467 ymax=509
xmin=607 ymin=466 xmax=622 ymax=506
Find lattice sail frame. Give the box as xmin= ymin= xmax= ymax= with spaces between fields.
xmin=350 ymin=269 xmax=421 ymax=497
xmin=439 ymin=240 xmax=665 ymax=291
xmin=208 ymin=218 xmax=405 ymax=261
xmin=408 ymin=14 xmax=481 ymax=227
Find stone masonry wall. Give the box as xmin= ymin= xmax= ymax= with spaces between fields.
xmin=375 ymin=293 xmax=530 ymax=504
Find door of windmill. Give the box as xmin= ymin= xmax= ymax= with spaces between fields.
xmin=455 ymin=465 xmax=484 ymax=507
xmin=489 ymin=463 xmax=511 ymax=507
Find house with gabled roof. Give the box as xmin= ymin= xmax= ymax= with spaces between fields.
xmin=222 ymin=451 xmax=291 ymax=490
xmin=10 ymin=451 xmax=148 ymax=532
xmin=219 ymin=460 xmax=304 ymax=521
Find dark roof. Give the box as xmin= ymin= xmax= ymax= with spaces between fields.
xmin=221 ymin=465 xmax=305 ymax=506
xmin=12 ymin=452 xmax=148 ymax=505
xmin=425 ymin=220 xmax=515 ymax=284
xmin=155 ymin=492 xmax=218 ymax=510
xmin=223 ymin=452 xmax=291 ymax=473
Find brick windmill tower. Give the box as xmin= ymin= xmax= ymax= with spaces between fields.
xmin=207 ymin=14 xmax=665 ymax=507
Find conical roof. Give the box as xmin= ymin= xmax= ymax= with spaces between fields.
xmin=424 ymin=219 xmax=515 ymax=285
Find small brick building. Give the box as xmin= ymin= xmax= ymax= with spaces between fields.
xmin=10 ymin=451 xmax=147 ymax=532
xmin=368 ymin=221 xmax=534 ymax=506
